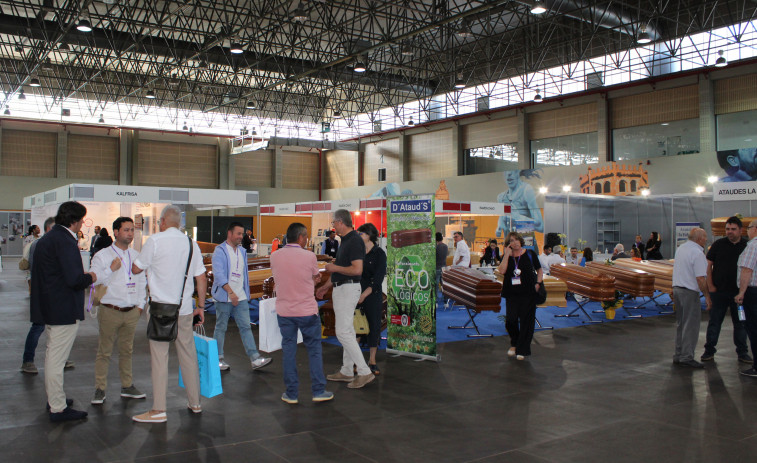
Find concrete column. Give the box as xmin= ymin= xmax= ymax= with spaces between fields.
xmin=356 ymin=147 xmax=363 ymax=186
xmin=118 ymin=129 xmax=131 ymax=185
xmin=0 ymin=126 xmax=3 ymax=170
xmin=699 ymin=76 xmax=716 ymax=155
xmin=517 ymin=109 xmax=530 ymax=169
xmin=399 ymin=132 xmax=409 ymax=182
xmin=452 ymin=121 xmax=464 ymax=175
xmin=131 ymin=130 xmax=139 ymax=185
xmin=219 ymin=137 xmax=230 ymax=189
xmin=597 ymin=95 xmax=610 ymax=162
xmin=56 ymin=127 xmax=67 ymax=178
xmin=274 ymin=145 xmax=283 ymax=188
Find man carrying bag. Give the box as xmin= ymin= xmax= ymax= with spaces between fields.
xmin=130 ymin=205 xmax=207 ymax=424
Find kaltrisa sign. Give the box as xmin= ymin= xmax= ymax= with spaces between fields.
xmin=713 ymin=181 xmax=757 ymax=202
xmin=93 ymin=185 xmax=160 ymax=202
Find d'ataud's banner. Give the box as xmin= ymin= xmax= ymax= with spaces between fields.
xmin=386 ymin=194 xmax=438 ymax=361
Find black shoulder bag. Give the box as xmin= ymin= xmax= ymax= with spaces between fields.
xmin=146 ymin=236 xmax=193 ymax=342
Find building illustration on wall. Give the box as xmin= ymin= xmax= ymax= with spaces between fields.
xmin=579 ymin=163 xmax=649 ymax=196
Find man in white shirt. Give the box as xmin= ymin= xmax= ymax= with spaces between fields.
xmin=672 ymin=227 xmax=712 ymax=368
xmin=211 ymin=222 xmax=271 ymax=372
xmin=453 ymin=231 xmax=470 ymax=267
xmin=131 ymin=205 xmax=207 ymax=423
xmin=538 ymin=245 xmax=551 ymax=274
xmin=90 ymin=217 xmax=148 ymax=405
xmin=544 ymin=246 xmax=566 ymax=274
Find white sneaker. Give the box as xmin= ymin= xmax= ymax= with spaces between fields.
xmin=132 ymin=410 xmax=167 ymax=423
xmin=219 ymin=360 xmax=230 ymax=371
xmin=507 ymin=347 xmax=516 ymax=357
xmin=251 ymin=357 xmax=272 ymax=370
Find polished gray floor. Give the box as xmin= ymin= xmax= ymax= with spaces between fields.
xmin=1 ymin=257 xmax=757 ymax=462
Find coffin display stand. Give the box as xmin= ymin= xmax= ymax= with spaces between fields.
xmin=442 ymin=267 xmax=502 ymax=337
xmin=612 ymin=259 xmax=674 ymax=313
xmin=585 ymin=261 xmax=655 ymax=318
xmin=549 ymin=263 xmax=616 ymax=323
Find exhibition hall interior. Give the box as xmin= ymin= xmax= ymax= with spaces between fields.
xmin=2 ymin=0 xmax=757 ymax=462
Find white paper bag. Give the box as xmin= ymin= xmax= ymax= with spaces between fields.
xmin=258 ymin=297 xmax=303 ymax=352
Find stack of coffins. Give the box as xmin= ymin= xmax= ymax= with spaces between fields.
xmin=539 ymin=275 xmax=568 ymax=308
xmin=549 ymin=263 xmax=616 ymax=301
xmin=585 ymin=262 xmax=655 ymax=297
xmin=441 ymin=267 xmax=502 ymax=312
xmin=711 ymin=217 xmax=757 ymax=237
xmin=612 ymin=259 xmax=673 ymax=294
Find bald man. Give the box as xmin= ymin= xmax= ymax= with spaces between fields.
xmin=672 ymin=228 xmax=712 ymax=368
xmin=735 ymin=220 xmax=757 ymax=377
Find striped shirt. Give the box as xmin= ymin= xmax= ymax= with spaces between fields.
xmin=737 ymin=236 xmax=757 ymax=288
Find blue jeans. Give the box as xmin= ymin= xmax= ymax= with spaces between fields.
xmin=704 ymin=291 xmax=749 ymax=357
xmin=213 ymin=299 xmax=261 ymax=361
xmin=277 ymin=314 xmax=326 ymax=399
xmin=743 ymin=288 xmax=757 ymax=369
xmin=23 ymin=323 xmax=45 ymax=363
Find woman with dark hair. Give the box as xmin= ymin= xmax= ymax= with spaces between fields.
xmin=481 ymin=239 xmax=502 ymax=266
xmin=645 ymin=232 xmax=663 ymax=260
xmin=77 ymin=231 xmax=88 ymax=250
xmin=497 ymin=231 xmax=543 ymax=360
xmin=582 ymin=247 xmax=593 ymax=264
xmin=23 ymin=225 xmax=40 ymax=246
xmin=92 ymin=227 xmax=113 ymax=255
xmin=356 ymin=222 xmax=387 ymax=375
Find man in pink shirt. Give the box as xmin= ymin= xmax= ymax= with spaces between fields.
xmin=270 ymin=223 xmax=333 ymax=404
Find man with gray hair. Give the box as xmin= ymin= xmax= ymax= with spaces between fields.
xmin=735 ymin=219 xmax=757 ymax=377
xmin=131 ymin=205 xmax=208 ymax=423
xmin=316 ymin=209 xmax=374 ymax=389
xmin=611 ymin=243 xmax=630 ymax=261
xmin=544 ymin=245 xmax=566 ymax=274
xmin=672 ymin=227 xmax=712 ymax=368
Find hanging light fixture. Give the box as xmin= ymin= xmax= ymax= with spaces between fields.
xmin=182 ymin=121 xmax=189 ymax=131
xmin=333 ymin=111 xmax=342 ymax=119
xmin=401 ymin=42 xmax=414 ymax=56
xmin=145 ymin=89 xmax=156 ymax=99
xmin=637 ymin=25 xmax=652 ymax=44
xmin=229 ymin=42 xmax=244 ymax=54
xmin=98 ymin=114 xmax=105 ymax=123
xmin=292 ymin=3 xmax=309 ymax=22
xmin=714 ymin=50 xmax=727 ymax=67
xmin=533 ymin=88 xmax=543 ymax=102
xmin=198 ymin=59 xmax=208 ymax=69
xmin=353 ymin=61 xmax=366 ymax=73
xmin=530 ymin=1 xmax=547 ymax=14
xmin=456 ymin=20 xmax=473 ymax=38
xmin=41 ymin=58 xmax=54 ymax=71
xmin=76 ymin=19 xmax=92 ymax=32
xmin=407 ymin=117 xmax=414 ymax=126
xmin=18 ymin=89 xmax=26 ymax=100
xmin=58 ymin=42 xmax=70 ymax=51
xmin=454 ymin=72 xmax=466 ymax=89
xmin=29 ymin=77 xmax=41 ymax=87
xmin=3 ymin=106 xmax=9 ymax=116
xmin=246 ymin=100 xmax=256 ymax=109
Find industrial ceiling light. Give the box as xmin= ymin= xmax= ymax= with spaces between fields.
xmin=538 ymin=186 xmax=548 ymax=194
xmin=76 ymin=19 xmax=92 ymax=32
xmin=246 ymin=100 xmax=256 ymax=109
xmin=353 ymin=61 xmax=366 ymax=73
xmin=333 ymin=111 xmax=342 ymax=119
xmin=29 ymin=77 xmax=41 ymax=87
xmin=641 ymin=188 xmax=651 ymax=196
xmin=145 ymin=89 xmax=156 ymax=99
xmin=530 ymin=1 xmax=547 ymax=14
xmin=18 ymin=89 xmax=26 ymax=100
xmin=41 ymin=58 xmax=54 ymax=71
xmin=454 ymin=72 xmax=466 ymax=89
xmin=533 ymin=88 xmax=543 ymax=102
xmin=292 ymin=3 xmax=308 ymax=22
xmin=456 ymin=21 xmax=473 ymax=38
xmin=182 ymin=121 xmax=189 ymax=131
xmin=98 ymin=114 xmax=104 ymax=123
xmin=3 ymin=106 xmax=9 ymax=116
xmin=407 ymin=117 xmax=414 ymax=126
xmin=707 ymin=175 xmax=718 ymax=184
xmin=229 ymin=42 xmax=244 ymax=54
xmin=401 ymin=42 xmax=414 ymax=56
xmin=715 ymin=50 xmax=727 ymax=67
xmin=562 ymin=185 xmax=572 ymax=192
xmin=695 ymin=186 xmax=705 ymax=193
xmin=58 ymin=42 xmax=70 ymax=51
xmin=637 ymin=25 xmax=652 ymax=44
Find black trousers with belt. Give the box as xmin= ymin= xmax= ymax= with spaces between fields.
xmin=504 ymin=292 xmax=537 ymax=356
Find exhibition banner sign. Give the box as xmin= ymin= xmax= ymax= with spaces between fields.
xmin=386 ymin=194 xmax=438 ymax=361
xmin=676 ymin=222 xmax=701 ymax=247
xmin=713 ymin=181 xmax=757 ymax=202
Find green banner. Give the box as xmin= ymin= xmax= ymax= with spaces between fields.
xmin=386 ymin=194 xmax=437 ymax=360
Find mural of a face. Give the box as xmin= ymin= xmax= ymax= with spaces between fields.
xmin=505 ymin=170 xmax=520 ymax=189
xmin=733 ymin=148 xmax=757 ymax=177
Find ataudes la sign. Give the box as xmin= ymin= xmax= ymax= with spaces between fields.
xmin=714 ymin=181 xmax=757 ymax=201
xmin=390 ymin=199 xmax=432 ymax=214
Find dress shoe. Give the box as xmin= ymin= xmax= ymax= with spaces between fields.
xmin=739 ymin=354 xmax=754 ymax=364
xmin=677 ymin=359 xmax=704 ymax=368
xmin=46 ymin=398 xmax=73 ymax=411
xmin=49 ymin=407 xmax=88 ymax=422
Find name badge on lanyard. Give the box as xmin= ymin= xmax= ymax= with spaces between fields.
xmin=126 ymin=282 xmax=137 ymax=295
xmin=230 ymin=271 xmax=242 ymax=283
xmin=511 ymin=277 xmax=521 ymax=286
xmin=229 ymin=245 xmax=242 ymax=283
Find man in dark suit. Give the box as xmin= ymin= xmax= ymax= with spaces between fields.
xmin=31 ymin=201 xmax=99 ymax=422
xmin=89 ymin=225 xmax=101 ymax=257
xmin=321 ymin=230 xmax=339 ymax=258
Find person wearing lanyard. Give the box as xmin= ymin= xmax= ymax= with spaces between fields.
xmin=211 ymin=222 xmax=272 ymax=371
xmin=497 ymin=231 xmax=543 ymax=360
xmin=89 ymin=217 xmax=148 ymax=404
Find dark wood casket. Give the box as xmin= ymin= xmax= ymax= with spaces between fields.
xmin=441 ymin=267 xmax=502 ymax=312
xmin=585 ymin=262 xmax=655 ymax=297
xmin=612 ymin=259 xmax=673 ymax=294
xmin=549 ymin=263 xmax=616 ymax=301
xmin=711 ymin=217 xmax=757 ymax=237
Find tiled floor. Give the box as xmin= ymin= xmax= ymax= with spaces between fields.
xmin=1 ymin=258 xmax=756 ymax=462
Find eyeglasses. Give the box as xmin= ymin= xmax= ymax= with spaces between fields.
xmin=749 ymin=226 xmax=757 ymax=230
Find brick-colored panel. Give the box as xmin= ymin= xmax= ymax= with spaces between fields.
xmin=1 ymin=129 xmax=56 ymax=177
xmin=68 ymin=134 xmax=118 ymax=180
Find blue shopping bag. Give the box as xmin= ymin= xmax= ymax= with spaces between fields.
xmin=179 ymin=330 xmax=223 ymax=398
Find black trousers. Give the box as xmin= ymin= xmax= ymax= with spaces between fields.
xmin=504 ymin=293 xmax=537 ymax=356
xmin=362 ymin=293 xmax=383 ymax=348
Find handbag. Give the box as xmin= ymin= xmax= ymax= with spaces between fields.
xmin=535 ymin=281 xmax=547 ymax=305
xmin=18 ymin=258 xmax=29 ymax=270
xmin=179 ymin=325 xmax=223 ymax=398
xmin=146 ymin=236 xmax=193 ymax=342
xmin=354 ymin=306 xmax=369 ymax=335
xmin=258 ymin=297 xmax=303 ymax=352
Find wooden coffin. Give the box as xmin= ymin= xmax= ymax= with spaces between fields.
xmin=611 ymin=259 xmax=673 ymax=294
xmin=391 ymin=228 xmax=432 ymax=248
xmin=549 ymin=263 xmax=616 ymax=301
xmin=585 ymin=262 xmax=655 ymax=297
xmin=538 ymin=275 xmax=568 ymax=308
xmin=441 ymin=267 xmax=502 ymax=312
xmin=711 ymin=217 xmax=757 ymax=237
